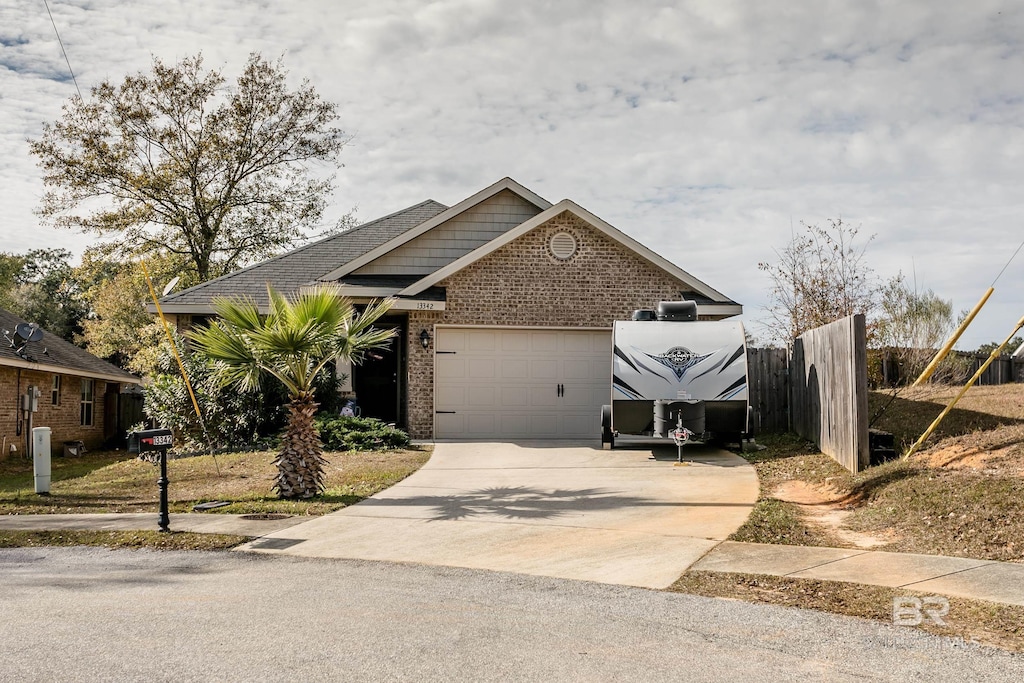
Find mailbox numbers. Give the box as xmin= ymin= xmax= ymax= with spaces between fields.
xmin=416 ymin=302 xmax=435 ymax=310
xmin=151 ymin=434 xmax=173 ymax=446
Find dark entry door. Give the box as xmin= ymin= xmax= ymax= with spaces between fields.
xmin=353 ymin=326 xmax=403 ymax=425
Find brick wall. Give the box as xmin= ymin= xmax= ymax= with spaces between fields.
xmin=405 ymin=211 xmax=698 ymax=438
xmin=0 ymin=367 xmax=110 ymax=460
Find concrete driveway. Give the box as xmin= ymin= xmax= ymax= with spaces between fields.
xmin=238 ymin=440 xmax=758 ymax=588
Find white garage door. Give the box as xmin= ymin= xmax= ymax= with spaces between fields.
xmin=434 ymin=327 xmax=611 ymax=440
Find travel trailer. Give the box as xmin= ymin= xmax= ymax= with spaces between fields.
xmin=601 ymin=301 xmax=751 ymax=448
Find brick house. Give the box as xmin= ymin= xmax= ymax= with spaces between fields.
xmin=157 ymin=178 xmax=741 ymax=440
xmin=0 ymin=307 xmax=141 ymax=458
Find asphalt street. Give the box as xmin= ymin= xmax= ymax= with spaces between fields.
xmin=1 ymin=548 xmax=1021 ymax=682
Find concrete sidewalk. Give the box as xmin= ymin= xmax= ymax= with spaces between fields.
xmin=693 ymin=541 xmax=1024 ymax=607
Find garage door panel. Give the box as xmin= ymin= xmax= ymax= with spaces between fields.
xmin=435 ymin=412 xmax=464 ymax=436
xmin=529 ymin=386 xmax=558 ymax=406
xmin=436 ymin=386 xmax=465 ymax=408
xmin=501 ymin=332 xmax=530 ymax=352
xmin=468 ymin=359 xmax=496 ymax=378
xmin=529 ymin=414 xmax=558 ymax=435
xmin=501 ymin=386 xmax=528 ymax=406
xmin=467 ymin=413 xmax=496 ymax=436
xmin=440 ymin=330 xmax=467 ymax=352
xmin=562 ymin=359 xmax=596 ymax=380
xmin=531 ymin=332 xmax=558 ymax=352
xmin=531 ymin=360 xmax=557 ymax=379
xmin=467 ymin=386 xmax=496 ymax=406
xmin=501 ymin=414 xmax=530 ymax=436
xmin=561 ymin=413 xmax=599 ymax=437
xmin=468 ymin=330 xmax=497 ymax=352
xmin=502 ymin=359 xmax=528 ymax=377
xmin=436 ymin=356 xmax=464 ymax=378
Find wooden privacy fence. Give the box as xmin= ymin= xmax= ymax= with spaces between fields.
xmin=789 ymin=314 xmax=869 ymax=473
xmin=873 ymin=350 xmax=1023 ymax=386
xmin=747 ymin=347 xmax=789 ymax=433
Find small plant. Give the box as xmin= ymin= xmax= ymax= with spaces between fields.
xmin=314 ymin=414 xmax=410 ymax=452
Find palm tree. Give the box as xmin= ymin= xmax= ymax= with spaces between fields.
xmin=192 ymin=285 xmax=395 ymax=499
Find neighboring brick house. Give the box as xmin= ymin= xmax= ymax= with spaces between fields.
xmin=157 ymin=178 xmax=742 ymax=440
xmin=0 ymin=307 xmax=141 ymax=458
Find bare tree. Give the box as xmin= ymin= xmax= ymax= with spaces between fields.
xmin=758 ymin=219 xmax=877 ymax=346
xmin=30 ymin=53 xmax=345 ymax=281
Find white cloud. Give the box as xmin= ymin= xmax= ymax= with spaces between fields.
xmin=0 ymin=0 xmax=1022 ymax=348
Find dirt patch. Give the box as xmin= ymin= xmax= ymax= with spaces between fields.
xmin=918 ymin=428 xmax=1024 ymax=477
xmin=772 ymin=480 xmax=889 ymax=549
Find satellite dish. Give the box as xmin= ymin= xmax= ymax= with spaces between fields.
xmin=162 ymin=276 xmax=181 ymax=297
xmin=14 ymin=323 xmax=44 ymax=343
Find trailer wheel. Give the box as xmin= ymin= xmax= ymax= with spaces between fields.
xmin=601 ymin=405 xmax=614 ymax=450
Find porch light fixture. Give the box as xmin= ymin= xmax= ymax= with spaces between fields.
xmin=419 ymin=329 xmax=431 ymax=349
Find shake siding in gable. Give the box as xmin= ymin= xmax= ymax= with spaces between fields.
xmin=353 ymin=190 xmax=543 ymax=276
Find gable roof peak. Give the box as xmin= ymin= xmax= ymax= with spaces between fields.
xmin=317 ymin=178 xmax=552 ymax=283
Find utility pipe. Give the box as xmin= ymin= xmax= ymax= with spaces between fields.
xmin=905 ymin=312 xmax=1024 ymax=458
xmin=913 ymin=287 xmax=993 ymax=386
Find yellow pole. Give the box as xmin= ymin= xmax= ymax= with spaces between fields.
xmin=913 ymin=287 xmax=994 ymax=386
xmin=905 ymin=312 xmax=1024 ymax=458
xmin=141 ymin=261 xmax=205 ymax=423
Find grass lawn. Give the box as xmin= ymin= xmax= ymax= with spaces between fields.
xmin=0 ymin=446 xmax=431 ymax=517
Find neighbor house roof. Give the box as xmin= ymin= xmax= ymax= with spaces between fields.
xmin=155 ymin=178 xmax=741 ymax=317
xmin=0 ymin=307 xmax=141 ymax=384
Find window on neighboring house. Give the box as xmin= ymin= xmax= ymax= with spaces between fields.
xmin=80 ymin=379 xmax=94 ymax=427
xmin=52 ymin=375 xmax=61 ymax=406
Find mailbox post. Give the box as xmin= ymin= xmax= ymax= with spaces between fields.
xmin=128 ymin=428 xmax=174 ymax=532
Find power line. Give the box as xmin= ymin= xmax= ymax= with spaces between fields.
xmin=42 ymin=0 xmax=83 ymax=101
xmin=991 ymin=235 xmax=1024 ymax=288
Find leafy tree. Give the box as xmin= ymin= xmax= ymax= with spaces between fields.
xmin=875 ymin=276 xmax=959 ymax=383
xmin=30 ymin=53 xmax=346 ymax=281
xmin=192 ymin=286 xmax=394 ymax=499
xmin=0 ymin=248 xmax=87 ymax=342
xmin=758 ymin=219 xmax=876 ymax=346
xmin=75 ymin=247 xmax=194 ymax=374
xmin=975 ymin=336 xmax=1024 ymax=357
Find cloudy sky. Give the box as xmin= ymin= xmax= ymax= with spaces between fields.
xmin=1 ymin=0 xmax=1022 ymax=349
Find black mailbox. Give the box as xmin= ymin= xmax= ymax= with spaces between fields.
xmin=128 ymin=428 xmax=174 ymax=454
xmin=126 ymin=428 xmax=174 ymax=533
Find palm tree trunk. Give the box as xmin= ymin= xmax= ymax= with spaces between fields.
xmin=273 ymin=394 xmax=327 ymax=499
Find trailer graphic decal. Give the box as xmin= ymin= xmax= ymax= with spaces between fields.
xmin=647 ymin=346 xmax=713 ymax=380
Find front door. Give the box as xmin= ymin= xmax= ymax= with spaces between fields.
xmin=353 ymin=321 xmax=405 ymax=425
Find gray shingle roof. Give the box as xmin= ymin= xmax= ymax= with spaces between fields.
xmin=160 ymin=199 xmax=449 ymax=308
xmin=0 ymin=308 xmax=140 ymax=383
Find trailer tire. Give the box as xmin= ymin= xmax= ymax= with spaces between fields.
xmin=601 ymin=405 xmax=614 ymax=450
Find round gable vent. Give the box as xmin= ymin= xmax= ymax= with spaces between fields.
xmin=549 ymin=231 xmax=578 ymax=260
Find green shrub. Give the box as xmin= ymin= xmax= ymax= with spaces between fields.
xmin=314 ymin=415 xmax=410 ymax=451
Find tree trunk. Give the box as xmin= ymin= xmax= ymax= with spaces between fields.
xmin=273 ymin=394 xmax=327 ymax=499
